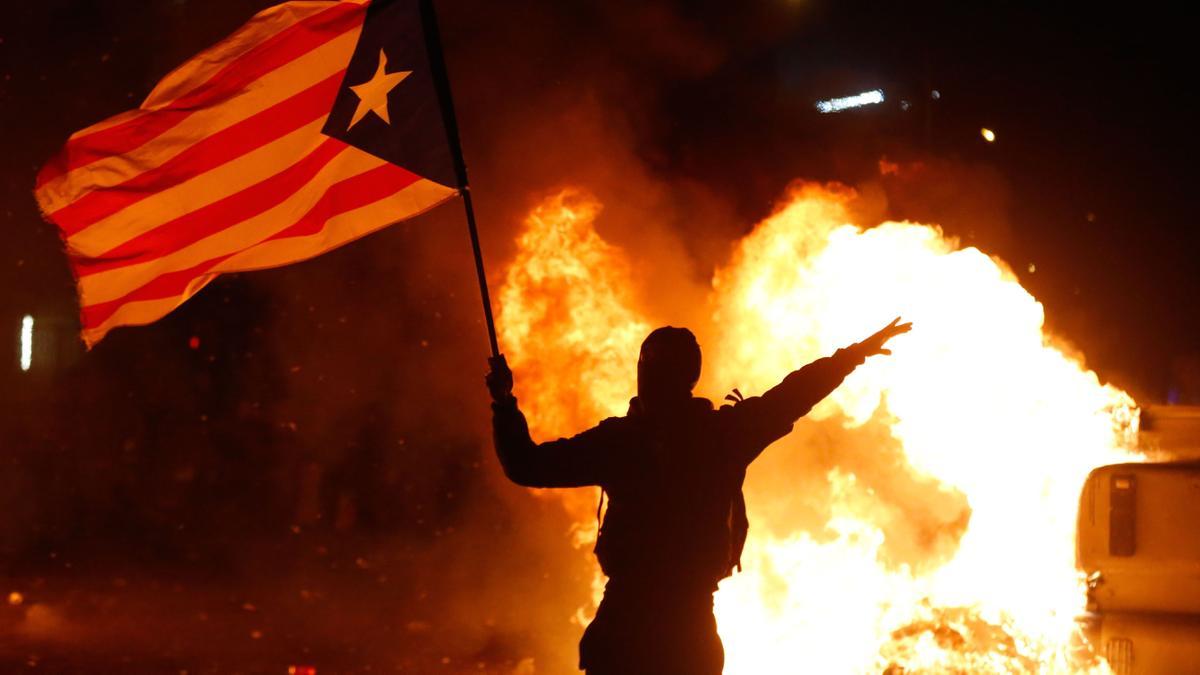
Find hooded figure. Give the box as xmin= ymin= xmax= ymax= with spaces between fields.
xmin=487 ymin=318 xmax=911 ymax=675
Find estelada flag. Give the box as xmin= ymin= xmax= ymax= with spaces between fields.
xmin=35 ymin=0 xmax=463 ymax=347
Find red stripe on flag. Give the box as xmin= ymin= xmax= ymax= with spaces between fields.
xmin=51 ymin=71 xmax=345 ymax=238
xmin=79 ymin=255 xmax=240 ymax=331
xmin=74 ymin=137 xmax=349 ymax=277
xmin=36 ymin=2 xmax=365 ymax=189
xmin=80 ymin=162 xmax=422 ymax=330
xmin=264 ymin=164 xmax=420 ymax=242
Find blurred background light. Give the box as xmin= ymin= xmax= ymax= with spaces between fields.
xmin=20 ymin=314 xmax=33 ymax=371
xmin=815 ymin=89 xmax=884 ymax=113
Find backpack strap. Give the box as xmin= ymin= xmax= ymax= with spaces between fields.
xmin=730 ymin=487 xmax=749 ymax=573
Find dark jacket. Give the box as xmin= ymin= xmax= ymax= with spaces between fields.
xmin=492 ymin=348 xmax=864 ymax=591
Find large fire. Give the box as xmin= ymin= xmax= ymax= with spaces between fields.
xmin=496 ymin=189 xmax=649 ymax=551
xmin=497 ymin=183 xmax=1140 ymax=673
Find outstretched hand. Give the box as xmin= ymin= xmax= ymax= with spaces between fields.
xmin=851 ymin=316 xmax=913 ymax=358
xmin=486 ymin=354 xmax=515 ymax=403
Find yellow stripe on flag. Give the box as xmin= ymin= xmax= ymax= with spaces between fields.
xmin=139 ymin=1 xmax=346 ymax=111
xmin=66 ymin=118 xmax=332 ymax=256
xmin=213 ymin=178 xmax=455 ymax=272
xmin=81 ymin=178 xmax=454 ymax=347
xmin=37 ymin=26 xmax=362 ymax=215
xmin=77 ymin=143 xmax=385 ymax=305
xmin=81 ymin=279 xmax=218 ymax=348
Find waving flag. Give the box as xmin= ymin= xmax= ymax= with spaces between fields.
xmin=35 ymin=0 xmax=463 ymax=347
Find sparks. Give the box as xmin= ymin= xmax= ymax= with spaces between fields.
xmin=815 ymin=89 xmax=885 ymax=114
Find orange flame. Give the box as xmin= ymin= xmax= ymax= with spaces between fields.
xmin=497 ymin=188 xmax=649 ymax=551
xmin=497 ymin=183 xmax=1140 ymax=673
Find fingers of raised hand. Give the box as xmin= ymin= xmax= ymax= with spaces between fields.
xmin=879 ymin=319 xmax=912 ymax=341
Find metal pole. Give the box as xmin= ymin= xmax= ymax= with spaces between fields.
xmin=421 ymin=0 xmax=500 ymax=358
xmin=460 ymin=185 xmax=500 ymax=357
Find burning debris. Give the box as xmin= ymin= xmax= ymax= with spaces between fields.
xmin=497 ymin=182 xmax=1140 ymax=673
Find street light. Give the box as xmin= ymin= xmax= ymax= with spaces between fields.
xmin=815 ymin=89 xmax=885 ymax=114
xmin=20 ymin=315 xmax=33 ymax=371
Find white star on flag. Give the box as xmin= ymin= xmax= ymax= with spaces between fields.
xmin=347 ymin=49 xmax=411 ymax=130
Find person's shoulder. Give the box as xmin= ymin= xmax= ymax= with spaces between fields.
xmin=711 ymin=392 xmax=773 ymax=429
xmin=713 ymin=392 xmax=754 ymax=414
xmin=695 ymin=397 xmax=731 ymax=423
xmin=593 ymin=414 xmax=634 ymax=434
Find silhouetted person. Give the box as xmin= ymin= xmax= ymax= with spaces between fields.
xmin=486 ymin=318 xmax=912 ymax=674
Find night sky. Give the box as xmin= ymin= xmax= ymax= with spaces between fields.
xmin=5 ymin=1 xmax=1198 ymax=397
xmin=1 ymin=0 xmax=1197 ymax=671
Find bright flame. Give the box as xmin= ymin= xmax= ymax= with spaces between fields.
xmin=497 ymin=189 xmax=650 ymax=551
xmin=497 ymin=183 xmax=1139 ymax=672
xmin=708 ymin=183 xmax=1137 ymax=673
xmin=981 ymin=127 xmax=997 ymax=142
xmin=20 ymin=314 xmax=33 ymax=371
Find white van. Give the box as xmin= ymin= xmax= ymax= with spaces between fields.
xmin=1076 ymin=406 xmax=1200 ymax=675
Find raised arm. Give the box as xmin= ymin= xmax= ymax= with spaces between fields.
xmin=487 ymin=355 xmax=612 ymax=488
xmin=727 ymin=317 xmax=913 ymax=458
xmin=761 ymin=316 xmax=912 ymax=420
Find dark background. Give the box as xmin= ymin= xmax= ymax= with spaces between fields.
xmin=1 ymin=1 xmax=1197 ymax=672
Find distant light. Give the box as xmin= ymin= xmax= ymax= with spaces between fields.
xmin=1028 ymin=263 xmax=1037 ymax=273
xmin=815 ymin=89 xmax=885 ymax=114
xmin=20 ymin=315 xmax=33 ymax=371
xmin=899 ymin=99 xmax=911 ymax=111
xmin=930 ymin=89 xmax=941 ymax=100
xmin=981 ymin=127 xmax=996 ymax=142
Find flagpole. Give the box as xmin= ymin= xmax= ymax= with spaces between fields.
xmin=420 ymin=0 xmax=500 ymax=359
xmin=459 ymin=185 xmax=500 ymax=359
